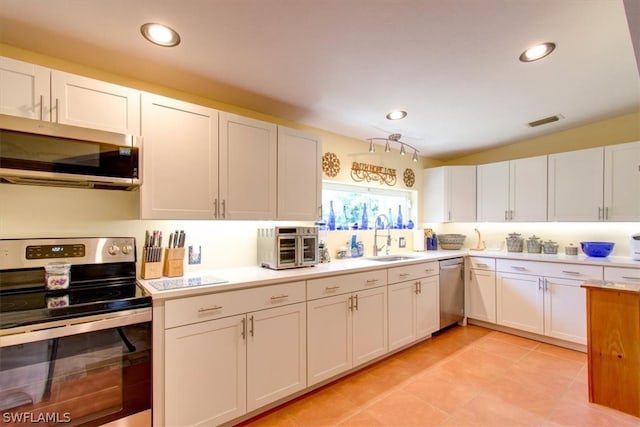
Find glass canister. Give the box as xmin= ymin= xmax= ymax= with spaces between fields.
xmin=542 ymin=240 xmax=559 ymax=254
xmin=506 ymin=233 xmax=524 ymax=252
xmin=45 ymin=262 xmax=71 ymax=290
xmin=526 ymin=235 xmax=542 ymax=253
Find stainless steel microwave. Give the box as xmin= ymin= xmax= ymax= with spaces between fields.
xmin=258 ymin=226 xmax=319 ymax=270
xmin=0 ymin=114 xmax=141 ymax=190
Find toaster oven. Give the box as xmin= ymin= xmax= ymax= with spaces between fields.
xmin=257 ymin=227 xmax=319 ymax=270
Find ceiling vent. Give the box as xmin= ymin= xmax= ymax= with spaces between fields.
xmin=528 ymin=114 xmax=563 ymax=128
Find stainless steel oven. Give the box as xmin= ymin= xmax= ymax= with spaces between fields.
xmin=0 ymin=237 xmax=151 ymax=426
xmin=257 ymin=226 xmax=319 ymax=269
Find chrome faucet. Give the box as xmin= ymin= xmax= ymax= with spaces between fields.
xmin=373 ymin=214 xmax=392 ymax=256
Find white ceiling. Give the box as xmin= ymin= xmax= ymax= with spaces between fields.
xmin=1 ymin=0 xmax=638 ymax=160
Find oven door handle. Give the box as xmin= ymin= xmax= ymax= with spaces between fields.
xmin=0 ymin=307 xmax=151 ymax=347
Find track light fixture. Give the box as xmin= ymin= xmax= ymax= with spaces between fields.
xmin=366 ymin=133 xmax=419 ymax=162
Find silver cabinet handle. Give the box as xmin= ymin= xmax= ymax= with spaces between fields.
xmin=598 ymin=207 xmax=602 ymax=220
xmin=270 ymin=294 xmax=289 ymax=301
xmin=538 ymin=278 xmax=543 ymax=291
xmin=214 ymin=198 xmax=219 ymax=218
xmin=366 ymin=279 xmax=379 ymax=284
xmin=505 ymin=210 xmax=508 ymax=221
xmin=605 ymin=207 xmax=609 ymax=220
xmin=399 ymin=273 xmax=410 ymax=277
xmin=476 ymin=263 xmax=489 ymax=268
xmin=55 ymin=98 xmax=59 ymax=123
xmin=544 ymin=278 xmax=549 ymax=292
xmin=39 ymin=95 xmax=43 ymax=120
xmin=418 ymin=280 xmax=422 ymax=294
xmin=562 ymin=270 xmax=581 ymax=275
xmin=348 ymin=295 xmax=354 ymax=311
xmin=448 ymin=211 xmax=452 ymax=221
xmin=222 ymin=199 xmax=226 ymax=218
xmin=198 ymin=305 xmax=222 ymax=313
xmin=249 ymin=315 xmax=254 ymax=337
xmin=622 ymin=276 xmax=640 ymax=281
xmin=353 ymin=294 xmax=359 ymax=311
xmin=415 ymin=281 xmax=420 ymax=295
xmin=241 ymin=317 xmax=246 ymax=340
xmin=325 ymin=285 xmax=340 ymax=291
xmin=509 ymin=210 xmax=514 ymax=221
xmin=511 ymin=266 xmax=527 ymax=271
xmin=425 ymin=268 xmax=434 ymax=273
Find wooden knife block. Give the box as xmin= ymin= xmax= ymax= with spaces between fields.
xmin=141 ymin=261 xmax=162 ymax=280
xmin=163 ymin=248 xmax=185 ymax=277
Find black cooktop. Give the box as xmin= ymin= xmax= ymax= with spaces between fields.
xmin=0 ymin=263 xmax=150 ymax=330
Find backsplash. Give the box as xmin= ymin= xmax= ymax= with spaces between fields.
xmin=2 ymin=184 xmax=637 ymax=276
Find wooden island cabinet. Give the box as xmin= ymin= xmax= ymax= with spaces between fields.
xmin=582 ymin=281 xmax=640 ymax=418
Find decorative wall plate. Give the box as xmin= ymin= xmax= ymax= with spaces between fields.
xmin=403 ymin=168 xmax=415 ymax=187
xmin=322 ymin=152 xmax=340 ymax=177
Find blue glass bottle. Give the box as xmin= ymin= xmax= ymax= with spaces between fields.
xmin=328 ymin=200 xmax=336 ymax=230
xmin=397 ymin=205 xmax=403 ymax=229
xmin=360 ymin=203 xmax=369 ymax=230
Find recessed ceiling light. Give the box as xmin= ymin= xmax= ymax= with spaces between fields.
xmin=519 ymin=42 xmax=555 ymax=62
xmin=141 ymin=23 xmax=181 ymax=47
xmin=386 ymin=110 xmax=407 ymax=120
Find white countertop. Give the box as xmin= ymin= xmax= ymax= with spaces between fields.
xmin=137 ymin=250 xmax=640 ymax=300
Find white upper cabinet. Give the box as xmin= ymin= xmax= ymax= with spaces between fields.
xmin=548 ymin=147 xmax=604 ymax=221
xmin=140 ymin=93 xmax=219 ymax=219
xmin=603 ymin=141 xmax=640 ymax=221
xmin=423 ymin=165 xmax=476 ymax=223
xmin=477 ymin=156 xmax=547 ymax=222
xmin=548 ymin=142 xmax=639 ymax=222
xmin=0 ymin=56 xmax=140 ymax=135
xmin=51 ymin=71 xmax=140 ymax=135
xmin=277 ymin=126 xmax=322 ymax=220
xmin=0 ymin=56 xmax=50 ymax=120
xmin=219 ymin=112 xmax=277 ymax=220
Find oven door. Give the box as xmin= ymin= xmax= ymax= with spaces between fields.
xmin=0 ymin=308 xmax=151 ymax=427
xmin=299 ymin=235 xmax=319 ymax=266
xmin=276 ymin=235 xmax=298 ymax=269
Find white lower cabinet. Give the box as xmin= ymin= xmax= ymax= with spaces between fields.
xmin=306 ymin=271 xmax=388 ymax=387
xmin=466 ymin=257 xmax=497 ymax=323
xmin=163 ymin=282 xmax=306 ymax=426
xmin=246 ymin=303 xmax=307 ymax=412
xmin=387 ymin=262 xmax=439 ymax=351
xmin=496 ymin=259 xmax=602 ymax=344
xmin=165 ymin=315 xmax=246 ymax=426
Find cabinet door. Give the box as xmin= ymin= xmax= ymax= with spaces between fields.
xmin=604 ymin=141 xmax=640 ymax=221
xmin=247 ymin=303 xmax=306 ymax=412
xmin=476 ymin=161 xmax=509 ymax=222
xmin=352 ymin=287 xmax=388 ymax=367
xmin=277 ymin=126 xmax=322 ymax=220
xmin=307 ymin=294 xmax=352 ymax=386
xmin=387 ymin=280 xmax=417 ymax=351
xmin=0 ymin=56 xmax=50 ymax=120
xmin=510 ymin=155 xmax=547 ymax=222
xmin=51 ymin=70 xmax=140 ymax=134
xmin=468 ymin=269 xmax=496 ymax=323
xmin=165 ymin=315 xmax=246 ymax=427
xmin=140 ymin=93 xmax=219 ymax=219
xmin=447 ymin=165 xmax=477 ymax=222
xmin=219 ymin=112 xmax=277 ymax=219
xmin=544 ymin=277 xmax=586 ymax=344
xmin=496 ymin=273 xmax=544 ymax=334
xmin=416 ymin=275 xmax=440 ymax=338
xmin=548 ymin=147 xmax=603 ymax=221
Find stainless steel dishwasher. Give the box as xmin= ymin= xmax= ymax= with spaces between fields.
xmin=439 ymin=257 xmax=465 ymax=329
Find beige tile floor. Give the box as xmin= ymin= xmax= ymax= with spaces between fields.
xmin=238 ymin=325 xmax=640 ymax=427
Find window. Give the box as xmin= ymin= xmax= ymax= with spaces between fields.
xmin=322 ymin=182 xmax=416 ymax=230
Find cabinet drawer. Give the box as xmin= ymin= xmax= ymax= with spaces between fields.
xmin=496 ymin=259 xmax=602 ymax=280
xmin=604 ymin=267 xmax=640 ymax=284
xmin=306 ymin=270 xmax=386 ymax=300
xmin=388 ymin=261 xmax=438 ymax=284
xmin=165 ymin=288 xmax=248 ymax=328
xmin=469 ymin=257 xmax=495 ymax=271
xmin=165 ymin=281 xmax=305 ymax=328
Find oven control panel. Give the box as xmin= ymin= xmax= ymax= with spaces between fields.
xmin=0 ymin=237 xmax=136 ymax=269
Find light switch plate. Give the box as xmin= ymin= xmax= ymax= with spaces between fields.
xmin=188 ymin=245 xmax=201 ymax=264
xmin=399 ymin=237 xmax=406 ymax=248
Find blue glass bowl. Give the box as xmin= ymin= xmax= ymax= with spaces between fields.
xmin=580 ymin=241 xmax=615 ymax=257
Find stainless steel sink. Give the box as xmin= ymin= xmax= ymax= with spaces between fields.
xmin=365 ymin=255 xmax=418 ymax=262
